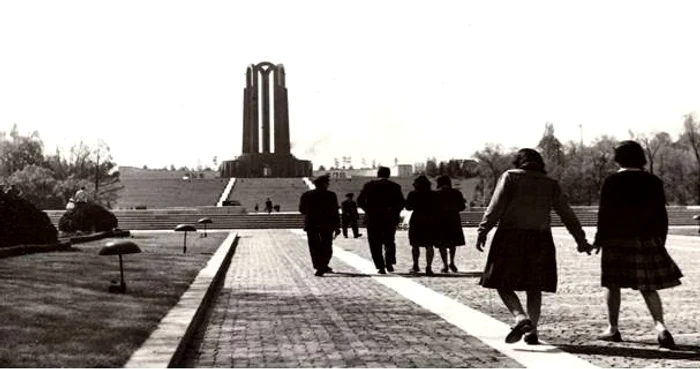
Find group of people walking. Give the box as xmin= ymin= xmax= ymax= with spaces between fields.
xmin=298 ymin=140 xmax=682 ymax=349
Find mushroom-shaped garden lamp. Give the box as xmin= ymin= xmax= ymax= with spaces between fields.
xmin=99 ymin=240 xmax=142 ymax=293
xmin=175 ymin=224 xmax=197 ymax=253
xmin=197 ymin=217 xmax=213 ymax=238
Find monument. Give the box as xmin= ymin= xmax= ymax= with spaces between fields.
xmin=220 ymin=62 xmax=312 ymax=178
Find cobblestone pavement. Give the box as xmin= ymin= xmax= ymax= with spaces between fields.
xmin=182 ymin=227 xmax=700 ymax=368
xmin=181 ymin=230 xmax=519 ymax=368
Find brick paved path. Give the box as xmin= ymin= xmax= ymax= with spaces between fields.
xmin=181 ymin=228 xmax=700 ymax=368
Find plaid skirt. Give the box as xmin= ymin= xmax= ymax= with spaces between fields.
xmin=479 ymin=229 xmax=558 ymax=293
xmin=601 ymin=237 xmax=682 ymax=290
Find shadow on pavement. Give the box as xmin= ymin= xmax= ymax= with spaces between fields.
xmin=392 ymin=271 xmax=484 ymax=278
xmin=557 ymin=343 xmax=700 ymax=360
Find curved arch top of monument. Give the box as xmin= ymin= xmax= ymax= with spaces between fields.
xmin=255 ymin=61 xmax=277 ymax=72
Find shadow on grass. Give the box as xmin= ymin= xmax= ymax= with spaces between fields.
xmin=557 ymin=343 xmax=700 ymax=360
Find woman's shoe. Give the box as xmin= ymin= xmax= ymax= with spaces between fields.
xmin=505 ymin=319 xmax=533 ymax=344
xmin=598 ymin=330 xmax=622 ymax=342
xmin=449 ymin=264 xmax=458 ymax=272
xmin=409 ymin=266 xmax=420 ymax=274
xmin=425 ymin=267 xmax=434 ymax=276
xmin=440 ymin=267 xmax=449 ymax=273
xmin=523 ymin=333 xmax=539 ymax=345
xmin=658 ymin=330 xmax=677 ymax=350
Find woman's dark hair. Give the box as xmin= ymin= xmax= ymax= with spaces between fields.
xmin=413 ymin=175 xmax=431 ymax=191
xmin=614 ymin=140 xmax=647 ymax=169
xmin=436 ymin=175 xmax=452 ymax=188
xmin=513 ymin=148 xmax=546 ymax=173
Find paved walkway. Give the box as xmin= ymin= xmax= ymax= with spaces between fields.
xmin=180 ymin=228 xmax=700 ymax=368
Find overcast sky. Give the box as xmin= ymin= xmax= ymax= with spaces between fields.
xmin=1 ymin=1 xmax=699 ymax=170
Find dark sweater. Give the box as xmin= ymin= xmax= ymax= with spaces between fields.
xmin=594 ymin=170 xmax=668 ymax=245
xmin=299 ymin=189 xmax=340 ymax=231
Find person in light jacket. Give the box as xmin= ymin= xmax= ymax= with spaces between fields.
xmin=476 ymin=148 xmax=592 ymax=345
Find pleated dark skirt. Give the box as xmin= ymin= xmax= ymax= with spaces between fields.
xmin=479 ymin=228 xmax=557 ymax=293
xmin=601 ymin=237 xmax=682 ymax=290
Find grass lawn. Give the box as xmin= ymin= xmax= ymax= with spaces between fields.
xmin=0 ymin=232 xmax=231 ymax=368
xmin=668 ymin=228 xmax=700 ymax=236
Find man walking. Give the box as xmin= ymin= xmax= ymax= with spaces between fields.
xmin=299 ymin=175 xmax=341 ymax=277
xmin=341 ymin=193 xmax=362 ymax=238
xmin=357 ymin=166 xmax=405 ymax=274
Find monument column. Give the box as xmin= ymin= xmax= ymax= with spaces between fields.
xmin=260 ymin=67 xmax=271 ymax=154
xmin=274 ymin=65 xmax=291 ymax=155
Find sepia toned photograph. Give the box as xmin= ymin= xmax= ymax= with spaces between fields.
xmin=1 ymin=1 xmax=700 ymax=367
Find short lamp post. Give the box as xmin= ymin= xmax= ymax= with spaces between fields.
xmin=175 ymin=224 xmax=197 ymax=253
xmin=99 ymin=240 xmax=142 ymax=293
xmin=197 ymin=217 xmax=213 ymax=238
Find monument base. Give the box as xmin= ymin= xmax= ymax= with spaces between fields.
xmin=220 ymin=153 xmax=312 ymax=178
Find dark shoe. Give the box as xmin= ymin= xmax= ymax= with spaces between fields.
xmin=354 ymin=234 xmax=363 ymax=238
xmin=440 ymin=267 xmax=449 ymax=273
xmin=386 ymin=265 xmax=394 ymax=272
xmin=378 ymin=268 xmax=386 ymax=275
xmin=505 ymin=319 xmax=533 ymax=344
xmin=410 ymin=266 xmax=420 ymax=274
xmin=314 ymin=270 xmax=325 ymax=277
xmin=598 ymin=330 xmax=622 ymax=343
xmin=658 ymin=330 xmax=677 ymax=350
xmin=324 ymin=267 xmax=334 ymax=273
xmin=523 ymin=333 xmax=539 ymax=345
xmin=425 ymin=267 xmax=434 ymax=276
xmin=449 ymin=264 xmax=458 ymax=272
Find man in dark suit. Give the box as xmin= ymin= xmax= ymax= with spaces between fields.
xmin=357 ymin=166 xmax=405 ymax=274
xmin=341 ymin=193 xmax=362 ymax=238
xmin=299 ymin=175 xmax=341 ymax=276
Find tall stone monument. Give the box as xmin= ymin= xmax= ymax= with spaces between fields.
xmin=220 ymin=62 xmax=312 ymax=178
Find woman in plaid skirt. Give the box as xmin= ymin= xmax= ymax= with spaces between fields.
xmin=476 ymin=148 xmax=593 ymax=345
xmin=594 ymin=140 xmax=682 ymax=350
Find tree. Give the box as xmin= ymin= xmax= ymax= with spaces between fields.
xmin=425 ymin=157 xmax=438 ymax=177
xmin=473 ymin=144 xmax=514 ymax=203
xmin=537 ymin=123 xmax=565 ymax=180
xmin=0 ymin=125 xmax=45 ymax=176
xmin=629 ymin=130 xmax=671 ymax=175
xmin=681 ymin=113 xmax=700 ymax=203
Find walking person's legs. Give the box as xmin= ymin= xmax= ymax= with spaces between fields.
xmin=497 ymin=289 xmax=533 ymax=343
xmin=411 ymin=246 xmax=420 ymax=273
xmin=306 ymin=231 xmax=323 ymax=275
xmin=641 ymin=290 xmax=676 ymax=349
xmin=342 ymin=218 xmax=349 ymax=238
xmin=351 ymin=220 xmax=361 ymax=238
xmin=318 ymin=229 xmax=334 ymax=274
xmin=425 ymin=246 xmax=435 ymax=275
xmin=367 ymin=226 xmax=386 ymax=272
xmin=438 ymin=247 xmax=449 ymax=272
xmin=448 ymin=246 xmax=458 ymax=272
xmin=524 ymin=291 xmax=542 ymax=344
xmin=383 ymin=224 xmax=397 ymax=272
xmin=599 ymin=286 xmax=622 ymax=341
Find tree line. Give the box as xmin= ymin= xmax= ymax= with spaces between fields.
xmin=420 ymin=113 xmax=700 ymax=206
xmin=0 ymin=125 xmax=120 ymax=210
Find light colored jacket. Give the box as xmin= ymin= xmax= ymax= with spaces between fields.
xmin=478 ymin=169 xmax=586 ymax=245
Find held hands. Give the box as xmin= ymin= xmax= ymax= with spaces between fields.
xmin=576 ymin=241 xmax=600 ymax=255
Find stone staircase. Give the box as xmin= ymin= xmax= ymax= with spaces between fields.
xmin=44 ymin=207 xmax=700 ymax=231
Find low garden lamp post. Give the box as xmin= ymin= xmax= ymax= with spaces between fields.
xmin=197 ymin=217 xmax=212 ymax=238
xmin=175 ymin=224 xmax=197 ymax=253
xmin=99 ymin=240 xmax=141 ymax=293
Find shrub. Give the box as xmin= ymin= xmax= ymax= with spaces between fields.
xmin=58 ymin=202 xmax=118 ymax=233
xmin=0 ymin=192 xmax=58 ymax=248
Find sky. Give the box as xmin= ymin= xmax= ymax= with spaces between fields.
xmin=1 ymin=1 xmax=700 ymax=170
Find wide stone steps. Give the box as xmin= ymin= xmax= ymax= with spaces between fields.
xmin=44 ymin=208 xmax=700 ymax=230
